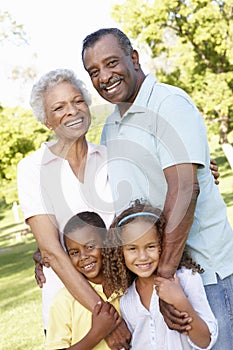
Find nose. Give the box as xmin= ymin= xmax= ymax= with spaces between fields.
xmin=80 ymin=248 xmax=89 ymax=261
xmin=66 ymin=102 xmax=78 ymax=116
xmin=99 ymin=67 xmax=112 ymax=84
xmin=138 ymin=249 xmax=148 ymax=261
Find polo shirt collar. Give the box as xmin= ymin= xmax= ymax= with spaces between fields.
xmin=39 ymin=141 xmax=104 ymax=165
xmin=113 ymin=73 xmax=156 ymax=118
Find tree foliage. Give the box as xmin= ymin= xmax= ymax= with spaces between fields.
xmin=0 ymin=107 xmax=51 ymax=204
xmin=112 ymin=0 xmax=233 ymax=143
xmin=0 ymin=10 xmax=29 ymax=45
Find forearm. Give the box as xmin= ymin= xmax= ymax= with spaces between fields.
xmin=175 ymin=298 xmax=211 ymax=348
xmin=158 ymin=164 xmax=199 ymax=278
xmin=47 ymin=248 xmax=101 ymax=311
xmin=65 ymin=328 xmax=104 ymax=350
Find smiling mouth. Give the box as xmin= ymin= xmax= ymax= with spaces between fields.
xmin=65 ymin=117 xmax=83 ymax=127
xmin=105 ymin=80 xmax=121 ymax=92
xmin=81 ymin=262 xmax=96 ymax=271
xmin=135 ymin=263 xmax=153 ymax=270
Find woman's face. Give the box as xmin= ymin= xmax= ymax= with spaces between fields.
xmin=44 ymin=82 xmax=91 ymax=140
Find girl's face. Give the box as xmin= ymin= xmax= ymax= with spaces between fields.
xmin=65 ymin=226 xmax=103 ymax=284
xmin=122 ymin=220 xmax=161 ymax=279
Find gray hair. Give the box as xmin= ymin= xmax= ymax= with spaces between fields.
xmin=30 ymin=69 xmax=92 ymax=124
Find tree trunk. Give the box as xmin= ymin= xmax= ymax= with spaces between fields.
xmin=219 ymin=115 xmax=229 ymax=144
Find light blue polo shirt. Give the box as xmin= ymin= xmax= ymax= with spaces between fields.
xmin=101 ymin=73 xmax=233 ymax=285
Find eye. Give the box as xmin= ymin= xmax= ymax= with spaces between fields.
xmin=69 ymin=249 xmax=80 ymax=257
xmin=74 ymin=98 xmax=85 ymax=105
xmin=89 ymin=69 xmax=99 ymax=78
xmin=108 ymin=59 xmax=118 ymax=67
xmin=53 ymin=105 xmax=63 ymax=112
xmin=126 ymin=246 xmax=136 ymax=251
xmin=148 ymin=243 xmax=160 ymax=250
xmin=86 ymin=243 xmax=96 ymax=250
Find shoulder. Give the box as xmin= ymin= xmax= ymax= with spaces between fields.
xmin=176 ymin=267 xmax=203 ymax=290
xmin=52 ymin=287 xmax=74 ymax=307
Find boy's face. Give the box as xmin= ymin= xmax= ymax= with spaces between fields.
xmin=65 ymin=225 xmax=103 ymax=284
xmin=122 ymin=220 xmax=161 ymax=279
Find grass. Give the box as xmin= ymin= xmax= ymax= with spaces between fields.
xmin=0 ymin=207 xmax=44 ymax=350
xmin=0 ymin=132 xmax=232 ymax=349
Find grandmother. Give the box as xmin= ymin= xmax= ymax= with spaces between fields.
xmin=17 ymin=69 xmax=130 ymax=349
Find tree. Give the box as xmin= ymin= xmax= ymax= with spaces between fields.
xmin=0 ymin=10 xmax=28 ymax=45
xmin=0 ymin=107 xmax=51 ymax=204
xmin=112 ymin=0 xmax=233 ymax=166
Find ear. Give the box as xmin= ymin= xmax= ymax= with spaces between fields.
xmin=131 ymin=50 xmax=140 ymax=70
xmin=45 ymin=120 xmax=53 ymax=130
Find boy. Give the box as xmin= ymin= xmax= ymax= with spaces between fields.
xmin=45 ymin=211 xmax=121 ymax=350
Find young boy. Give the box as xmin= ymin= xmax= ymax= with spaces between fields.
xmin=45 ymin=211 xmax=121 ymax=350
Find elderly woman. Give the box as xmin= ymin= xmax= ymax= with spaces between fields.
xmin=17 ymin=69 xmax=130 ymax=349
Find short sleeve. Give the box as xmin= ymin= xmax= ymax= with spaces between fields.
xmin=45 ymin=289 xmax=73 ymax=350
xmin=156 ymin=95 xmax=207 ymax=170
xmin=17 ymin=156 xmax=54 ymax=220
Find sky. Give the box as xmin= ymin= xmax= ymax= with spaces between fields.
xmin=0 ymin=0 xmax=124 ymax=107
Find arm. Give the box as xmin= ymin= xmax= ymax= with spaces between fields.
xmin=154 ymin=275 xmax=212 ymax=349
xmin=28 ymin=214 xmax=101 ymax=311
xmin=157 ymin=163 xmax=199 ymax=279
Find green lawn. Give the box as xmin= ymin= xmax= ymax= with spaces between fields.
xmin=0 ymin=132 xmax=232 ymax=349
xmin=0 ymin=206 xmax=44 ymax=350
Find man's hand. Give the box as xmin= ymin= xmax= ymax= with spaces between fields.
xmin=105 ymin=317 xmax=131 ymax=350
xmin=210 ymin=158 xmax=220 ymax=185
xmin=159 ymin=298 xmax=192 ymax=334
xmin=33 ymin=248 xmax=46 ymax=288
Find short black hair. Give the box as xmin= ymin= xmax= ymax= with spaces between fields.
xmin=63 ymin=211 xmax=106 ymax=240
xmin=82 ymin=28 xmax=133 ymax=62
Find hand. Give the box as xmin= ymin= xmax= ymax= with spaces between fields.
xmin=154 ymin=274 xmax=185 ymax=305
xmin=210 ymin=158 xmax=220 ymax=185
xmin=154 ymin=275 xmax=192 ymax=334
xmin=91 ymin=302 xmax=120 ymax=341
xmin=105 ymin=317 xmax=131 ymax=350
xmin=33 ymin=248 xmax=46 ymax=288
xmin=159 ymin=299 xmax=192 ymax=334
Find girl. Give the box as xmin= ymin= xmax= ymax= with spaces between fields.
xmin=103 ymin=200 xmax=218 ymax=350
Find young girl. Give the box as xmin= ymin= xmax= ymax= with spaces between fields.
xmin=103 ymin=200 xmax=218 ymax=350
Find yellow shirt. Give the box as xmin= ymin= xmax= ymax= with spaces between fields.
xmin=45 ymin=282 xmax=120 ymax=350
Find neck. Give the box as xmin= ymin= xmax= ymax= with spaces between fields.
xmin=50 ymin=135 xmax=87 ymax=160
xmin=118 ymin=70 xmax=146 ymax=116
xmin=50 ymin=137 xmax=88 ymax=181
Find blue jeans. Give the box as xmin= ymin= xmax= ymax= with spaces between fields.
xmin=204 ymin=274 xmax=233 ymax=350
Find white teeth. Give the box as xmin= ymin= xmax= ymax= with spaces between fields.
xmin=66 ymin=118 xmax=82 ymax=127
xmin=106 ymin=81 xmax=121 ymax=90
xmin=83 ymin=263 xmax=95 ymax=270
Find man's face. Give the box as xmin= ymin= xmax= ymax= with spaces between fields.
xmin=83 ymin=34 xmax=140 ymax=105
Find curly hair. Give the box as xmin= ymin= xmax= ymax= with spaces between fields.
xmin=103 ymin=199 xmax=203 ymax=295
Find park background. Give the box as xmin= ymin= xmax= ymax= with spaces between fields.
xmin=0 ymin=0 xmax=233 ymax=349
